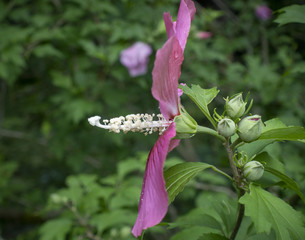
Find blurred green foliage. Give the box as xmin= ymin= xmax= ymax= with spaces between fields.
xmin=0 ymin=0 xmax=304 ymax=239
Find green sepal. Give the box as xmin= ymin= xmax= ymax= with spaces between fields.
xmin=174 ymin=108 xmax=197 ymax=139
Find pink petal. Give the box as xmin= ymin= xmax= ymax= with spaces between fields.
xmin=184 ymin=0 xmax=196 ymax=21
xmin=152 ymin=36 xmax=183 ymax=120
xmin=178 ymin=83 xmax=186 ymax=97
xmin=163 ymin=0 xmax=196 ymax=51
xmin=132 ymin=123 xmax=178 ymax=237
xmin=175 ymin=0 xmax=195 ymax=51
xmin=168 ymin=138 xmax=180 ymax=152
xmin=163 ymin=12 xmax=176 ymax=39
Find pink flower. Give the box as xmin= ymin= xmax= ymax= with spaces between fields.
xmin=120 ymin=42 xmax=152 ymax=77
xmin=255 ymin=5 xmax=272 ymax=21
xmin=196 ymin=31 xmax=212 ymax=39
xmin=131 ymin=0 xmax=195 ymax=237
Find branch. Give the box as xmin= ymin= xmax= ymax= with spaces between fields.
xmin=66 ymin=202 xmax=102 ymax=240
xmin=230 ymin=190 xmax=245 ymax=240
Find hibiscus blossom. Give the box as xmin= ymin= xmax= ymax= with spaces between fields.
xmin=120 ymin=42 xmax=153 ymax=77
xmin=88 ymin=0 xmax=196 ymax=237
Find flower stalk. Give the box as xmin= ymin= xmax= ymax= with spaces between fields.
xmin=230 ymin=190 xmax=245 ymax=240
xmin=223 ymin=137 xmax=246 ymax=240
xmin=197 ymin=125 xmax=226 ymax=142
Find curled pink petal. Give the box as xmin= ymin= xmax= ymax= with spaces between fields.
xmin=132 ymin=123 xmax=178 ymax=237
xmin=184 ymin=0 xmax=196 ymax=21
xmin=175 ymin=0 xmax=195 ymax=51
xmin=164 ymin=12 xmax=176 ymax=39
xmin=152 ymin=36 xmax=183 ymax=120
xmin=163 ymin=0 xmax=196 ymax=51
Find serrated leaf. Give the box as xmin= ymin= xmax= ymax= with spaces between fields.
xmin=169 ymin=195 xmax=237 ymax=238
xmin=239 ymin=184 xmax=305 ymax=240
xmin=274 ymin=5 xmax=305 ymax=26
xmin=180 ymin=84 xmax=219 ymax=128
xmin=39 ymin=218 xmax=72 ymax=240
xmin=164 ymin=162 xmax=231 ymax=203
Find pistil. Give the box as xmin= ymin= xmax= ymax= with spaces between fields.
xmin=88 ymin=113 xmax=171 ymax=135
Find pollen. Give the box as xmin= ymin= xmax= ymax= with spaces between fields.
xmin=88 ymin=113 xmax=172 ymax=135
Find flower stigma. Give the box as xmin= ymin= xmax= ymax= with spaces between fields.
xmin=88 ymin=113 xmax=172 ymax=135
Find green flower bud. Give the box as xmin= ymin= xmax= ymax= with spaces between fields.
xmin=238 ymin=115 xmax=263 ymax=142
xmin=225 ymin=94 xmax=247 ymax=119
xmin=243 ymin=161 xmax=264 ymax=181
xmin=174 ymin=110 xmax=197 ymax=139
xmin=217 ymin=118 xmax=236 ymax=137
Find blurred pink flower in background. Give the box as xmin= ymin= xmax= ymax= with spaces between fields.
xmin=120 ymin=42 xmax=152 ymax=77
xmin=255 ymin=5 xmax=272 ymax=21
xmin=196 ymin=31 xmax=212 ymax=39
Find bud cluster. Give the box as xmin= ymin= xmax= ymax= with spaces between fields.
xmin=216 ymin=93 xmax=263 ymax=142
xmin=88 ymin=114 xmax=171 ymax=135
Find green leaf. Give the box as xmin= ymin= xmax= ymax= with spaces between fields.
xmin=169 ymin=194 xmax=237 ymax=238
xmin=255 ymin=152 xmax=285 ymax=173
xmin=275 ymin=5 xmax=305 ymax=26
xmin=33 ymin=44 xmax=64 ymax=58
xmin=259 ymin=118 xmax=305 ymax=141
xmin=239 ymin=184 xmax=305 ymax=240
xmin=238 ymin=118 xmax=305 ymax=158
xmin=198 ymin=233 xmax=230 ymax=240
xmin=164 ymin=162 xmax=231 ymax=203
xmin=39 ymin=218 xmax=72 ymax=240
xmin=170 ymin=226 xmax=216 ymax=240
xmin=180 ymin=84 xmax=219 ymax=128
xmin=90 ymin=210 xmax=136 ymax=234
xmin=260 ymin=127 xmax=305 ymax=141
xmin=264 ymin=167 xmax=305 ymax=203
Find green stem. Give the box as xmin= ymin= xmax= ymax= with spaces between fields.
xmin=223 ymin=139 xmax=239 ymax=186
xmin=138 ymin=231 xmax=145 ymax=240
xmin=231 ymin=137 xmax=243 ymax=150
xmin=211 ymin=166 xmax=233 ymax=182
xmin=230 ymin=190 xmax=245 ymax=240
xmin=223 ymin=139 xmax=245 ymax=240
xmin=197 ymin=126 xmax=225 ymax=142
